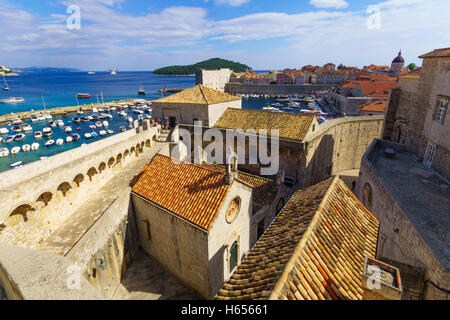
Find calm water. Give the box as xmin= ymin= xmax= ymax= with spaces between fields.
xmin=0 ymin=71 xmax=306 ymax=172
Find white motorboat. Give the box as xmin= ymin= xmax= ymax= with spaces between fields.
xmin=9 ymin=161 xmax=24 ymax=169
xmin=22 ymin=144 xmax=31 ymax=152
xmin=44 ymin=114 xmax=52 ymax=119
xmin=0 ymin=148 xmax=9 ymax=157
xmin=11 ymin=146 xmax=21 ymax=154
xmin=0 ymin=127 xmax=9 ymax=134
xmin=40 ymin=157 xmax=48 ymax=160
xmin=99 ymin=130 xmax=107 ymax=136
xmin=263 ymin=106 xmax=280 ymax=112
xmin=0 ymin=97 xmax=25 ymax=104
xmin=37 ymin=115 xmax=46 ymax=121
xmin=66 ymin=136 xmax=73 ymax=143
xmin=31 ymin=142 xmax=40 ymax=150
xmin=92 ymin=107 xmax=98 ymax=113
xmin=55 ymin=119 xmax=64 ymax=126
xmin=22 ymin=124 xmax=32 ymax=131
xmin=65 ymin=127 xmax=72 ymax=133
xmin=45 ymin=140 xmax=55 ymax=147
xmin=30 ymin=115 xmax=39 ymax=122
xmin=43 ymin=127 xmax=53 ymax=137
xmin=56 ymin=138 xmax=64 ymax=145
xmin=107 ymin=130 xmax=114 ymax=134
xmin=102 ymin=121 xmax=109 ymax=127
xmin=34 ymin=131 xmax=43 ymax=138
xmin=12 ymin=118 xmax=22 ymax=125
xmin=127 ymin=117 xmax=133 ymax=123
xmin=14 ymin=133 xmax=26 ymax=141
xmin=84 ymin=133 xmax=92 ymax=139
xmin=89 ymin=125 xmax=97 ymax=130
xmin=95 ymin=121 xmax=102 ymax=128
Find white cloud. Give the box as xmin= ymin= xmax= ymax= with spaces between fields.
xmin=0 ymin=0 xmax=449 ymax=70
xmin=215 ymin=0 xmax=251 ymax=6
xmin=309 ymin=0 xmax=349 ymax=9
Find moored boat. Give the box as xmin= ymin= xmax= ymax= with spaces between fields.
xmin=0 ymin=147 xmax=9 ymax=157
xmin=66 ymin=136 xmax=73 ymax=143
xmin=14 ymin=133 xmax=26 ymax=141
xmin=0 ymin=127 xmax=9 ymax=134
xmin=45 ymin=140 xmax=55 ymax=146
xmin=99 ymin=130 xmax=107 ymax=136
xmin=31 ymin=142 xmax=40 ymax=150
xmin=22 ymin=144 xmax=31 ymax=152
xmin=12 ymin=125 xmax=22 ymax=132
xmin=43 ymin=127 xmax=53 ymax=137
xmin=9 ymin=161 xmax=24 ymax=169
xmin=5 ymin=136 xmax=15 ymax=143
xmin=102 ymin=120 xmax=109 ymax=127
xmin=77 ymin=93 xmax=91 ymax=99
xmin=22 ymin=124 xmax=32 ymax=131
xmin=56 ymin=138 xmax=64 ymax=145
xmin=0 ymin=97 xmax=25 ymax=104
xmin=120 ymin=126 xmax=126 ymax=132
xmin=84 ymin=133 xmax=92 ymax=139
xmin=11 ymin=146 xmax=21 ymax=154
xmin=72 ymin=133 xmax=80 ymax=141
xmin=107 ymin=129 xmax=114 ymax=134
xmin=65 ymin=127 xmax=72 ymax=133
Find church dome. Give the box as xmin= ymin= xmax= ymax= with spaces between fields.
xmin=392 ymin=50 xmax=405 ymax=63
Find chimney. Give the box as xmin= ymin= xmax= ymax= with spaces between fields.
xmin=362 ymin=256 xmax=402 ymax=300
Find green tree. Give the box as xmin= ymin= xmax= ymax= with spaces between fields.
xmin=407 ymin=63 xmax=416 ymax=71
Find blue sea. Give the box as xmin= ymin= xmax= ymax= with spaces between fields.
xmin=0 ymin=71 xmax=301 ymax=172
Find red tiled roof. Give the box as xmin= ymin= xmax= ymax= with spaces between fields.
xmin=357 ymin=81 xmax=398 ymax=98
xmin=419 ymin=47 xmax=450 ymax=59
xmin=132 ymin=154 xmax=230 ymax=231
xmin=358 ymin=100 xmax=387 ymax=113
xmin=216 ymin=176 xmax=379 ymax=300
xmin=369 ymin=75 xmax=397 ymax=82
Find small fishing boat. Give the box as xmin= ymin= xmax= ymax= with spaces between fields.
xmin=263 ymin=106 xmax=280 ymax=112
xmin=84 ymin=133 xmax=92 ymax=139
xmin=0 ymin=127 xmax=9 ymax=134
xmin=14 ymin=133 xmax=26 ymax=141
xmin=77 ymin=93 xmax=91 ymax=99
xmin=37 ymin=115 xmax=46 ymax=121
xmin=22 ymin=124 xmax=32 ymax=131
xmin=5 ymin=136 xmax=15 ymax=143
xmin=31 ymin=142 xmax=39 ymax=150
xmin=81 ymin=117 xmax=90 ymax=122
xmin=43 ymin=127 xmax=53 ymax=137
xmin=49 ymin=121 xmax=57 ymax=127
xmin=77 ymin=110 xmax=84 ymax=115
xmin=65 ymin=127 xmax=72 ymax=133
xmin=9 ymin=161 xmax=24 ymax=169
xmin=120 ymin=126 xmax=126 ymax=132
xmin=73 ymin=117 xmax=81 ymax=123
xmin=55 ymin=119 xmax=64 ymax=126
xmin=40 ymin=157 xmax=48 ymax=160
xmin=22 ymin=144 xmax=31 ymax=152
xmin=45 ymin=140 xmax=55 ymax=147
xmin=30 ymin=115 xmax=39 ymax=122
xmin=99 ymin=130 xmax=107 ymax=136
xmin=102 ymin=121 xmax=109 ymax=127
xmin=72 ymin=133 xmax=81 ymax=141
xmin=91 ymin=132 xmax=98 ymax=138
xmin=11 ymin=146 xmax=21 ymax=154
xmin=12 ymin=118 xmax=22 ymax=124
xmin=62 ymin=112 xmax=68 ymax=118
xmin=92 ymin=107 xmax=98 ymax=113
xmin=89 ymin=125 xmax=96 ymax=130
xmin=44 ymin=114 xmax=52 ymax=119
xmin=76 ymin=127 xmax=81 ymax=131
xmin=107 ymin=129 xmax=114 ymax=134
xmin=127 ymin=117 xmax=133 ymax=123
xmin=56 ymin=138 xmax=64 ymax=145
xmin=95 ymin=121 xmax=102 ymax=128
xmin=66 ymin=136 xmax=73 ymax=143
xmin=101 ymin=113 xmax=113 ymax=119
xmin=0 ymin=148 xmax=9 ymax=157
xmin=87 ymin=116 xmax=94 ymax=121
xmin=11 ymin=125 xmax=22 ymax=132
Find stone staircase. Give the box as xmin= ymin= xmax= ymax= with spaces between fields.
xmin=156 ymin=129 xmax=173 ymax=143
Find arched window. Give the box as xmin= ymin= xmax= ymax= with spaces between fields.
xmin=229 ymin=241 xmax=238 ymax=273
xmin=363 ymin=183 xmax=373 ymax=210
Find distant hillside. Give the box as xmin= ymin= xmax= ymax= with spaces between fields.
xmin=13 ymin=66 xmax=81 ymax=73
xmin=153 ymin=58 xmax=250 ymax=75
xmin=0 ymin=65 xmax=15 ymax=75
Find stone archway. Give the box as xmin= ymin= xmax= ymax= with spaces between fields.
xmin=36 ymin=192 xmax=53 ymax=206
xmin=145 ymin=139 xmax=151 ymax=148
xmin=7 ymin=204 xmax=33 ymax=225
xmin=87 ymin=167 xmax=99 ymax=182
xmin=57 ymin=182 xmax=72 ymax=197
xmin=98 ymin=162 xmax=106 ymax=174
xmin=73 ymin=174 xmax=85 ymax=187
xmin=108 ymin=157 xmax=115 ymax=168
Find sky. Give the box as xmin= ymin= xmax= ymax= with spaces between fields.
xmin=0 ymin=0 xmax=449 ymax=71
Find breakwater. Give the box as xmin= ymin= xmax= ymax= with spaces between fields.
xmin=225 ymin=83 xmax=335 ymax=95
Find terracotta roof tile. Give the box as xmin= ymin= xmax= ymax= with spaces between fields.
xmin=357 ymin=81 xmax=398 ymax=98
xmin=216 ymin=176 xmax=380 ymax=300
xmin=419 ymin=47 xmax=450 ymax=59
xmin=152 ymin=85 xmax=241 ymax=105
xmin=214 ymin=108 xmax=315 ymax=142
xmin=358 ymin=100 xmax=387 ymax=113
xmin=131 ymin=154 xmax=230 ymax=231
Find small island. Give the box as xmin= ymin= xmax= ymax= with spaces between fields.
xmin=153 ymin=58 xmax=250 ymax=76
xmin=0 ymin=65 xmax=19 ymax=76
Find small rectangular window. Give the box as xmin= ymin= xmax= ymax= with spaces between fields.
xmin=435 ymin=98 xmax=448 ymax=124
xmin=144 ymin=220 xmax=151 ymax=241
xmin=424 ymin=143 xmax=436 ymax=168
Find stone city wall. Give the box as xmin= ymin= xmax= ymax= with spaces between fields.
xmin=0 ymin=124 xmax=159 ymax=249
xmin=225 ymin=83 xmax=334 ymax=95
